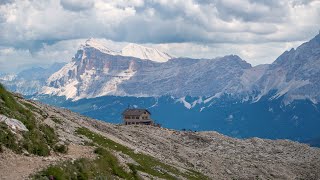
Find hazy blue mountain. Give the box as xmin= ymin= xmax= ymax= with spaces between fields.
xmin=0 ymin=62 xmax=66 ymax=95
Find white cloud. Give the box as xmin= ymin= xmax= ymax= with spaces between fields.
xmin=0 ymin=0 xmax=319 ymax=72
xmin=0 ymin=39 xmax=83 ymax=72
xmin=148 ymin=40 xmax=304 ymax=66
xmin=60 ymin=0 xmax=94 ymax=11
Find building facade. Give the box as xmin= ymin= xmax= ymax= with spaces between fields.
xmin=122 ymin=109 xmax=153 ymax=125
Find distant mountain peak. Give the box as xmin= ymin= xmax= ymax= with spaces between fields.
xmin=121 ymin=43 xmax=173 ymax=62
xmin=80 ymin=39 xmax=173 ymax=63
xmin=82 ymin=38 xmax=119 ymax=55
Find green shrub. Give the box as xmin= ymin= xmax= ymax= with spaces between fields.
xmin=22 ymin=131 xmax=50 ymax=156
xmin=21 ymin=124 xmax=59 ymax=156
xmin=0 ymin=84 xmax=59 ymax=156
xmin=33 ymin=147 xmax=136 ymax=180
xmin=0 ymin=122 xmax=21 ymax=153
xmin=0 ymin=84 xmax=36 ymax=130
xmin=54 ymin=144 xmax=68 ymax=154
xmin=39 ymin=124 xmax=58 ymax=146
xmin=50 ymin=115 xmax=62 ymax=124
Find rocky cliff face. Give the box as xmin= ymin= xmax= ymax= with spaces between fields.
xmin=42 ymin=39 xmax=252 ymax=100
xmin=255 ymin=33 xmax=320 ymax=104
xmin=41 ymin=34 xmax=320 ymax=104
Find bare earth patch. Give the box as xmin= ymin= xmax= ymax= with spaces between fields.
xmin=0 ymin=144 xmax=95 ymax=180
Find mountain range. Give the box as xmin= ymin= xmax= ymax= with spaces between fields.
xmin=40 ymin=34 xmax=320 ymax=104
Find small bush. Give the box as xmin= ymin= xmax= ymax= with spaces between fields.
xmin=54 ymin=144 xmax=68 ymax=154
xmin=0 ymin=122 xmax=21 ymax=153
xmin=39 ymin=124 xmax=58 ymax=146
xmin=51 ymin=117 xmax=62 ymax=124
xmin=34 ymin=147 xmax=134 ymax=180
xmin=22 ymin=132 xmax=50 ymax=156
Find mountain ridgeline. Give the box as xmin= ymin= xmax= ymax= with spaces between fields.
xmin=40 ymin=34 xmax=320 ymax=103
xmin=3 ymin=34 xmax=320 ymax=145
xmin=42 ymin=41 xmax=252 ymax=100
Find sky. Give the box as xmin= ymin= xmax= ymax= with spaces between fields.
xmin=0 ymin=0 xmax=319 ymax=73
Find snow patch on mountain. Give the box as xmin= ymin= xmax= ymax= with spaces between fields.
xmin=0 ymin=74 xmax=16 ymax=81
xmin=82 ymin=38 xmax=119 ymax=56
xmin=177 ymin=97 xmax=192 ymax=109
xmin=121 ymin=43 xmax=173 ymax=62
xmin=81 ymin=38 xmax=172 ymax=63
xmin=204 ymin=93 xmax=223 ymax=104
xmin=191 ymin=97 xmax=203 ymax=108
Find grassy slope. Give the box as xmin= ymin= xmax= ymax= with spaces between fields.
xmin=76 ymin=127 xmax=208 ymax=180
xmin=0 ymin=84 xmax=62 ymax=156
xmin=34 ymin=127 xmax=208 ymax=180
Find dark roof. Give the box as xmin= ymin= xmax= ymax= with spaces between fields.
xmin=122 ymin=109 xmax=151 ymax=116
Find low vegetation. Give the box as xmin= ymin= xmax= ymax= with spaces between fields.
xmin=0 ymin=122 xmax=20 ymax=153
xmin=34 ymin=147 xmax=139 ymax=180
xmin=50 ymin=115 xmax=62 ymax=124
xmin=76 ymin=127 xmax=208 ymax=180
xmin=0 ymin=84 xmax=64 ymax=156
xmin=33 ymin=127 xmax=207 ymax=179
xmin=53 ymin=144 xmax=68 ymax=154
xmin=22 ymin=102 xmax=48 ymax=119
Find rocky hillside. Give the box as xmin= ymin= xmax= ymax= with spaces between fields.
xmin=1 ymin=85 xmax=320 ymax=179
xmin=255 ymin=33 xmax=320 ymax=104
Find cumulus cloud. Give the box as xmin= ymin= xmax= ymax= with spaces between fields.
xmin=0 ymin=0 xmax=12 ymax=5
xmin=60 ymin=0 xmax=94 ymax=11
xmin=0 ymin=39 xmax=83 ymax=72
xmin=0 ymin=0 xmax=319 ymax=72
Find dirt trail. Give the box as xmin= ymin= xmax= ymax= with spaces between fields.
xmin=0 ymin=144 xmax=95 ymax=180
